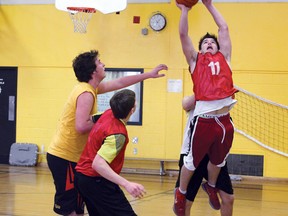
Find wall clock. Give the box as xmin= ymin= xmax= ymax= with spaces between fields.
xmin=149 ymin=12 xmax=166 ymax=32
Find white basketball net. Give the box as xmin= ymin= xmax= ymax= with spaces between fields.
xmin=68 ymin=9 xmax=95 ymax=33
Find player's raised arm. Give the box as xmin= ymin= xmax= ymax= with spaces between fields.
xmin=176 ymin=3 xmax=198 ymax=69
xmin=202 ymin=0 xmax=231 ymax=61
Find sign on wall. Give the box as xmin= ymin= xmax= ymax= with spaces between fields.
xmin=97 ymin=68 xmax=143 ymax=125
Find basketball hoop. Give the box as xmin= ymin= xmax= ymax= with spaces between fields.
xmin=67 ymin=7 xmax=96 ymax=33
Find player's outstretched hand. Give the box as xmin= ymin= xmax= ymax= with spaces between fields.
xmin=148 ymin=64 xmax=168 ymax=78
xmin=124 ymin=181 xmax=146 ymax=198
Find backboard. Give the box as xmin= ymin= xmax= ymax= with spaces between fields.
xmin=55 ymin=0 xmax=127 ymax=14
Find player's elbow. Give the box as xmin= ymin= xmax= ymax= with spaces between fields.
xmin=92 ymin=155 xmax=106 ymax=174
xmin=182 ymin=102 xmax=191 ymax=111
xmin=179 ymin=32 xmax=187 ymax=40
xmin=75 ymin=124 xmax=90 ymax=134
xmin=76 ymin=128 xmax=86 ymax=134
xmin=219 ymin=24 xmax=229 ymax=33
xmin=182 ymin=95 xmax=195 ymax=111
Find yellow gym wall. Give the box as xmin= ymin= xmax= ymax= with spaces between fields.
xmin=0 ymin=2 xmax=287 ymax=178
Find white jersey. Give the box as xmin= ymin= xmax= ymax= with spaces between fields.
xmin=181 ymin=110 xmax=194 ymax=154
xmin=193 ymin=96 xmax=237 ymax=117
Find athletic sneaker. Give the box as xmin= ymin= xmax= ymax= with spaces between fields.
xmin=201 ymin=182 xmax=220 ymax=210
xmin=173 ymin=187 xmax=186 ymax=216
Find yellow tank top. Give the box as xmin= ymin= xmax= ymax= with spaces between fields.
xmin=48 ymin=82 xmax=97 ymax=162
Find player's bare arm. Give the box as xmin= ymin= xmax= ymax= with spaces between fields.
xmin=177 ymin=3 xmax=198 ymax=71
xmin=75 ymin=92 xmax=95 ymax=133
xmin=203 ymin=0 xmax=231 ymax=61
xmin=92 ymin=154 xmax=146 ymax=198
xmin=182 ymin=95 xmax=196 ymax=111
xmin=97 ymin=64 xmax=167 ymax=94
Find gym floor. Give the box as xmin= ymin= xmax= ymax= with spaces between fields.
xmin=0 ymin=164 xmax=287 ymax=216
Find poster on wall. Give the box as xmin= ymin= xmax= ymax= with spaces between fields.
xmin=97 ymin=68 xmax=143 ymax=125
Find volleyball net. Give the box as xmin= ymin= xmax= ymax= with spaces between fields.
xmin=231 ymin=86 xmax=288 ymax=157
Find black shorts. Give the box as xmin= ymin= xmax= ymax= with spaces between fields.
xmin=47 ymin=153 xmax=84 ymax=215
xmin=75 ymin=172 xmax=137 ymax=216
xmin=175 ymin=154 xmax=233 ymax=201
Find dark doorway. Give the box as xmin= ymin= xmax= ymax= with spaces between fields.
xmin=0 ymin=67 xmax=17 ymax=164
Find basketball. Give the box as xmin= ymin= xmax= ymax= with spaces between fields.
xmin=176 ymin=0 xmax=199 ymax=8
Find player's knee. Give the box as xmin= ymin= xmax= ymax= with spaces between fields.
xmin=222 ymin=194 xmax=234 ymax=206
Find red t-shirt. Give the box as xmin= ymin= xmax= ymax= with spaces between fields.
xmin=76 ymin=109 xmax=128 ymax=177
xmin=191 ymin=52 xmax=237 ymax=101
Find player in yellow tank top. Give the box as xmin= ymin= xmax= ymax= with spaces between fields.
xmin=49 ymin=82 xmax=97 ymax=162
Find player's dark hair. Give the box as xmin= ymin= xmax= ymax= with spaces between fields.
xmin=198 ymin=33 xmax=220 ymax=51
xmin=72 ymin=50 xmax=99 ymax=82
xmin=110 ymin=89 xmax=136 ymax=119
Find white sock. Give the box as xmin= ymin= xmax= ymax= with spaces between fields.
xmin=179 ymin=188 xmax=187 ymax=194
xmin=208 ymin=182 xmax=216 ymax=188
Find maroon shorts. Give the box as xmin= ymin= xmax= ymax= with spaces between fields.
xmin=184 ymin=113 xmax=234 ymax=170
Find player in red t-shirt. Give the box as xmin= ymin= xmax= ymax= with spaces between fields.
xmin=75 ymin=89 xmax=145 ymax=216
xmin=174 ymin=0 xmax=237 ymax=215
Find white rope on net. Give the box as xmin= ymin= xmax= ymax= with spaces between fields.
xmin=68 ymin=7 xmax=96 ymax=33
xmin=231 ymin=85 xmax=288 ymax=157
